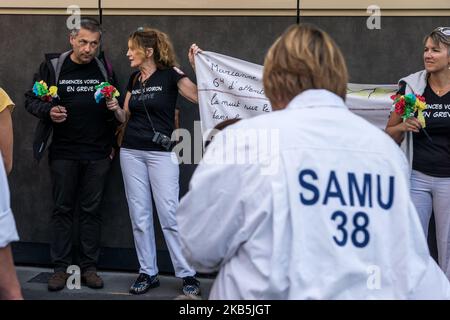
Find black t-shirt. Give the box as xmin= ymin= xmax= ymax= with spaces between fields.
xmin=122 ymin=68 xmax=186 ymax=151
xmin=51 ymin=57 xmax=114 ymax=160
xmin=399 ymin=82 xmax=450 ymax=177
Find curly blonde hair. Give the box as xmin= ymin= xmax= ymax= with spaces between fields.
xmin=129 ymin=27 xmax=178 ymax=69
xmin=263 ymin=24 xmax=348 ymax=109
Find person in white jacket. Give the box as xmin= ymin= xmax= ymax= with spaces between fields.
xmin=0 ymin=156 xmax=22 ymax=299
xmin=177 ymin=23 xmax=450 ymax=299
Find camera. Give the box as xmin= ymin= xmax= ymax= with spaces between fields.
xmin=152 ymin=131 xmax=173 ymax=151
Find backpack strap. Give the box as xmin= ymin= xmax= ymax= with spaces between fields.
xmin=49 ymin=51 xmax=109 ymax=84
xmin=50 ymin=50 xmax=72 ymax=84
xmin=94 ymin=57 xmax=109 ymax=82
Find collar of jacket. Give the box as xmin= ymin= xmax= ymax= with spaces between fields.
xmin=44 ymin=50 xmax=72 ymax=62
xmin=399 ymin=69 xmax=428 ymax=95
xmin=285 ymin=89 xmax=347 ymax=111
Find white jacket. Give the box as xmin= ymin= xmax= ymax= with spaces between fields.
xmin=177 ymin=89 xmax=450 ymax=299
xmin=398 ymin=70 xmax=428 ymax=167
xmin=0 ymin=155 xmax=19 ymax=248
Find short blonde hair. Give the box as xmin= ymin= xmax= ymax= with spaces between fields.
xmin=263 ymin=24 xmax=348 ymax=109
xmin=129 ymin=27 xmax=178 ymax=69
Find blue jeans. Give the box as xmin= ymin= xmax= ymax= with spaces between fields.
xmin=411 ymin=169 xmax=450 ymax=279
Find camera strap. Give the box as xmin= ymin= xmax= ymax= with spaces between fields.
xmin=139 ymin=74 xmax=157 ymax=134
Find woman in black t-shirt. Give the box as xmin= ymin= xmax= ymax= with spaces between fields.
xmin=108 ymin=27 xmax=202 ymax=296
xmin=386 ymin=27 xmax=450 ymax=280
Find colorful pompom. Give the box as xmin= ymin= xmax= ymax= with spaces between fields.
xmin=32 ymin=80 xmax=58 ymax=102
xmin=94 ymin=82 xmax=120 ymax=103
xmin=391 ymin=93 xmax=428 ymax=128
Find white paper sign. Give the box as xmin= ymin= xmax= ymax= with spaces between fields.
xmin=195 ymin=51 xmax=272 ymax=137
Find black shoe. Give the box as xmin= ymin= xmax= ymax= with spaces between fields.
xmin=129 ymin=273 xmax=160 ymax=295
xmin=182 ymin=276 xmax=201 ymax=296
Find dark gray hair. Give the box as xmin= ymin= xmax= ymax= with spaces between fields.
xmin=70 ymin=17 xmax=102 ymax=38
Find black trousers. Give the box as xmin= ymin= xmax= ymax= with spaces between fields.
xmin=50 ymin=158 xmax=111 ymax=272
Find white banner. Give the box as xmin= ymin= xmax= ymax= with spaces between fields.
xmin=346 ymin=83 xmax=398 ymax=130
xmin=195 ymin=51 xmax=398 ymax=134
xmin=195 ymin=51 xmax=271 ymax=137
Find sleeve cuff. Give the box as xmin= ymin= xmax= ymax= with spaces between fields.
xmin=0 ymin=208 xmax=19 ymax=248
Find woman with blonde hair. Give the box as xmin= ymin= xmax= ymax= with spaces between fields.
xmin=107 ymin=27 xmax=201 ymax=296
xmin=177 ymin=23 xmax=450 ymax=299
xmin=385 ymin=27 xmax=450 ymax=280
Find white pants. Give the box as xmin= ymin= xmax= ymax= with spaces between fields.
xmin=120 ymin=148 xmax=195 ymax=278
xmin=411 ymin=169 xmax=450 ymax=279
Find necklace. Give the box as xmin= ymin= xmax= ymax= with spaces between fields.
xmin=140 ymin=68 xmax=156 ymax=84
xmin=435 ymin=87 xmax=449 ymax=96
xmin=140 ymin=74 xmax=149 ymax=84
xmin=430 ymin=77 xmax=450 ymax=96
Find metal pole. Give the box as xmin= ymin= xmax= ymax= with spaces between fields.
xmin=297 ymin=0 xmax=300 ymax=24
xmin=98 ymin=0 xmax=103 ymax=25
xmin=98 ymin=0 xmax=103 ymax=55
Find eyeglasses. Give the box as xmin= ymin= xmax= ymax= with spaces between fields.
xmin=434 ymin=27 xmax=450 ymax=36
xmin=137 ymin=27 xmax=145 ymax=32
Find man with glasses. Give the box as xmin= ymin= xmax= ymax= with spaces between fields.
xmin=25 ymin=17 xmax=118 ymax=291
